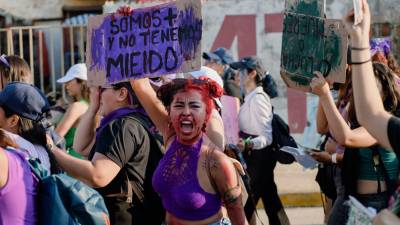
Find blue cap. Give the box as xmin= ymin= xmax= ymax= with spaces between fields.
xmin=0 ymin=82 xmax=50 ymax=121
xmin=202 ymin=47 xmax=234 ymax=65
xmin=230 ymin=56 xmax=266 ymax=77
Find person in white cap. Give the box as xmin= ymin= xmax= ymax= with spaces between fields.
xmin=188 ymin=66 xmax=225 ymax=150
xmin=55 ymin=63 xmax=90 ymax=158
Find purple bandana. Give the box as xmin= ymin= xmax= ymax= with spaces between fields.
xmin=370 ymin=37 xmax=392 ymax=56
xmin=96 ymin=107 xmax=147 ymax=139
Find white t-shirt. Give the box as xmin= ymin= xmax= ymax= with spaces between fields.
xmin=4 ymin=130 xmax=51 ymax=173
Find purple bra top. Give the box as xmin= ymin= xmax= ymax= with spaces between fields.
xmin=152 ymin=136 xmax=221 ymax=221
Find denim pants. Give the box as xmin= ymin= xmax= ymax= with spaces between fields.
xmin=209 ymin=218 xmax=231 ymax=225
xmin=357 ymin=192 xmax=389 ymax=212
xmin=164 ymin=218 xmax=231 ymax=225
xmin=327 ymin=166 xmax=349 ymax=225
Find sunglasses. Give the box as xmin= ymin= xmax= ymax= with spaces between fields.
xmin=99 ymin=86 xmax=115 ymax=93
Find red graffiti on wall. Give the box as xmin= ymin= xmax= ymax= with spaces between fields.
xmin=209 ymin=13 xmax=307 ymax=133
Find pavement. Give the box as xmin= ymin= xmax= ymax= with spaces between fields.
xmin=254 ymin=163 xmax=325 ymax=225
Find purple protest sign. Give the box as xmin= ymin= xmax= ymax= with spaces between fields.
xmin=86 ymin=0 xmax=202 ymax=86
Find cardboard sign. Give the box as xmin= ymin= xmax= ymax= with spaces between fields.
xmin=221 ymin=95 xmax=240 ymax=145
xmin=86 ymin=0 xmax=202 ymax=86
xmin=284 ymin=0 xmax=324 ymax=17
xmin=280 ymin=0 xmax=348 ymax=92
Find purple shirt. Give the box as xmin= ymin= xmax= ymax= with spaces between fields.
xmin=0 ymin=150 xmax=38 ymax=225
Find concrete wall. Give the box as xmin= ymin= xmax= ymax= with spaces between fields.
xmin=0 ymin=0 xmax=64 ymax=20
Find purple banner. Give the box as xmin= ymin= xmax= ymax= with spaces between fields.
xmin=87 ymin=0 xmax=202 ymax=85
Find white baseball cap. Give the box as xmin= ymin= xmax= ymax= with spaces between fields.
xmin=189 ymin=66 xmax=224 ymax=109
xmin=57 ymin=63 xmax=87 ymax=83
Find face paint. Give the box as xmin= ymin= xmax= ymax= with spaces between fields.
xmin=170 ymin=90 xmax=207 ymax=145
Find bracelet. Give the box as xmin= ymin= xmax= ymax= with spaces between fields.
xmin=349 ymin=58 xmax=371 ymax=65
xmin=331 ymin=153 xmax=337 ymax=164
xmin=351 ymin=46 xmax=370 ymax=51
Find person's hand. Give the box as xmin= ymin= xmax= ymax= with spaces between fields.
xmin=310 ymin=151 xmax=332 ymax=164
xmin=237 ymin=139 xmax=245 ymax=152
xmin=325 ymin=138 xmax=338 ymax=154
xmin=342 ymin=0 xmax=370 ymax=47
xmin=88 ymin=87 xmax=101 ymax=114
xmin=373 ymin=209 xmax=400 ymax=225
xmin=310 ymin=72 xmax=330 ymax=97
xmin=116 ymin=5 xmax=133 ymax=16
xmin=46 ymin=134 xmax=56 ymax=152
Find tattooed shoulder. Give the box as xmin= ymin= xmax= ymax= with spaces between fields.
xmin=223 ymin=185 xmax=241 ymax=205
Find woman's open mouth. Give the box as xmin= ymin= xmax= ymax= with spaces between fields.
xmin=180 ymin=120 xmax=194 ymax=134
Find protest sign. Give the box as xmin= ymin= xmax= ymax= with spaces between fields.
xmin=353 ymin=0 xmax=364 ymax=25
xmin=280 ymin=0 xmax=348 ymax=92
xmin=221 ymin=95 xmax=240 ymax=145
xmin=346 ymin=196 xmax=376 ymax=225
xmin=86 ymin=0 xmax=202 ymax=86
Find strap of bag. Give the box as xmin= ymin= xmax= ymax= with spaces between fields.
xmin=116 ymin=113 xmax=156 ymax=204
xmin=5 ymin=146 xmax=47 ymax=180
xmin=372 ymin=146 xmax=396 ymax=195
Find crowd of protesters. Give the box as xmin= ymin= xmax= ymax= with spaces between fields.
xmin=1 ymin=1 xmax=400 ymax=225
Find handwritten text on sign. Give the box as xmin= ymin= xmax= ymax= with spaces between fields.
xmin=280 ymin=0 xmax=347 ymax=92
xmin=87 ymin=0 xmax=202 ymax=85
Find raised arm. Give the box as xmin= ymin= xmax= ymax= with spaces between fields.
xmin=73 ymin=88 xmax=100 ymax=156
xmin=343 ymin=0 xmax=392 ymax=149
xmin=55 ymin=101 xmax=88 ymax=137
xmin=0 ymin=149 xmax=7 ymax=188
xmin=130 ymin=78 xmax=173 ymax=141
xmin=316 ymin=99 xmax=329 ymax=134
xmin=311 ymin=73 xmax=377 ymax=147
xmin=206 ymin=111 xmax=225 ymax=150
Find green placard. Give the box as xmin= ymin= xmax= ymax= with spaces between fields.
xmin=280 ymin=0 xmax=347 ymax=92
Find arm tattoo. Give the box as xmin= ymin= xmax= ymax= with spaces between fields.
xmin=223 ymin=185 xmax=241 ymax=204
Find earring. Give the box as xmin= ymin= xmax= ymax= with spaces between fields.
xmin=201 ymin=123 xmax=207 ymax=132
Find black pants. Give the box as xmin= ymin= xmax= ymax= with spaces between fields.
xmin=244 ymin=149 xmax=289 ymax=225
xmin=104 ymin=197 xmax=164 ymax=225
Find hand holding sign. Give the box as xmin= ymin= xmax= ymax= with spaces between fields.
xmin=343 ymin=0 xmax=371 ymax=48
xmin=353 ymin=0 xmax=363 ymax=25
xmin=116 ymin=5 xmax=133 ymax=16
xmin=280 ymin=0 xmax=348 ymax=92
xmin=310 ymin=71 xmax=330 ymax=96
xmin=86 ymin=0 xmax=202 ymax=87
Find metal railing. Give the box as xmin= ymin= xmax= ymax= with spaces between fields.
xmin=0 ymin=24 xmax=87 ymax=97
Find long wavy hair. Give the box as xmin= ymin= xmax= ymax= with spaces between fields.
xmin=0 ymin=55 xmax=32 ymax=85
xmin=348 ymin=62 xmax=400 ymax=126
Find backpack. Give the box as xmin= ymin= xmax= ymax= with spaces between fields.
xmin=262 ymin=73 xmax=278 ymax=99
xmin=255 ymin=93 xmax=296 ymax=164
xmin=315 ymin=135 xmax=337 ymax=200
xmin=124 ymin=113 xmax=165 ymax=224
xmin=270 ymin=109 xmax=297 ymax=164
xmin=6 ymin=147 xmax=110 ymax=225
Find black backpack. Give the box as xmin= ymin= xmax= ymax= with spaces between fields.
xmin=262 ymin=73 xmax=278 ymax=99
xmin=125 ymin=113 xmax=165 ymax=225
xmin=270 ymin=109 xmax=297 ymax=164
